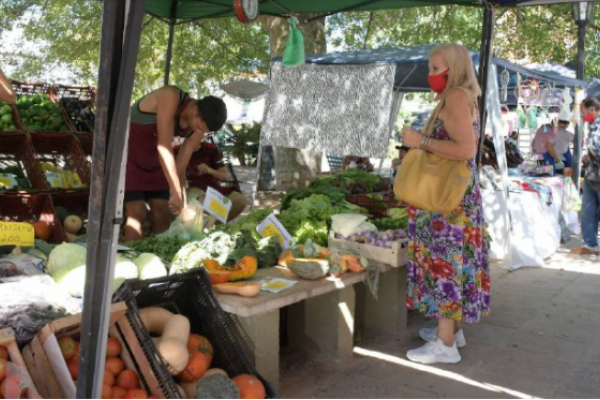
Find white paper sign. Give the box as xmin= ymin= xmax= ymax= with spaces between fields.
xmin=256 ymin=213 xmax=295 ymax=249
xmin=203 ymin=187 xmax=232 ymax=223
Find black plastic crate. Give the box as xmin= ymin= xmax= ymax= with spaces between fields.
xmin=114 ymin=269 xmax=277 ymax=399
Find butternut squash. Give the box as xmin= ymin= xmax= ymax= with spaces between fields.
xmin=213 ymin=282 xmax=261 ymax=298
xmin=140 ymin=307 xmax=174 ymax=335
xmin=157 ymin=315 xmax=190 ymax=375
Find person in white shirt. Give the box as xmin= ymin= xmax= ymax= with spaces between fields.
xmin=544 ymin=110 xmax=574 ymax=173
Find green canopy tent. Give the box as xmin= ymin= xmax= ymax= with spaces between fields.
xmin=152 ymin=0 xmax=484 ymax=85
xmin=79 ymin=0 xmax=594 ymax=398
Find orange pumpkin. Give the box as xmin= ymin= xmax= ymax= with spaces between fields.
xmin=229 ymin=256 xmax=258 ymax=281
xmin=233 ymin=374 xmax=266 ymax=399
xmin=178 ymin=350 xmax=211 ymax=382
xmin=202 ymin=259 xmax=221 ymax=272
xmin=208 ymin=271 xmax=231 ymax=285
xmin=31 ymin=221 xmax=51 ymax=241
xmin=187 ymin=334 xmax=213 ymax=356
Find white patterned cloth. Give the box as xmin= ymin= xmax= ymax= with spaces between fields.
xmin=261 ymin=62 xmax=397 ymax=159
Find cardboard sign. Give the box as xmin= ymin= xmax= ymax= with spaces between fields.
xmin=203 ymin=187 xmax=232 ymax=223
xmin=0 ymin=222 xmax=35 ymax=247
xmin=256 ymin=213 xmax=294 ymax=249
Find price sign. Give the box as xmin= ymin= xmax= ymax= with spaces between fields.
xmin=0 ymin=222 xmax=35 ymax=247
xmin=256 ymin=213 xmax=294 ymax=249
xmin=203 ymin=187 xmax=232 ymax=223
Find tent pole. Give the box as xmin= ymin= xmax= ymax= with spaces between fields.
xmin=164 ymin=1 xmax=178 ymax=86
xmin=572 ymin=17 xmax=587 ymax=190
xmin=77 ymin=0 xmax=146 ymax=398
xmin=476 ymin=0 xmax=495 ymax=168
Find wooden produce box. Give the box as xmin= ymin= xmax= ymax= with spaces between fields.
xmin=22 ymin=302 xmax=167 ymax=399
xmin=0 ymin=327 xmax=41 ymax=399
xmin=328 ymin=232 xmax=408 ymax=268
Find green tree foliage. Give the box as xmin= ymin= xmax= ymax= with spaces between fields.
xmin=0 ymin=1 xmax=598 ymax=95
xmin=0 ymin=0 xmax=270 ymax=98
xmin=328 ymin=4 xmax=599 ymax=79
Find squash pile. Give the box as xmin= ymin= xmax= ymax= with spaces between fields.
xmin=139 ymin=307 xmax=266 ymax=399
xmin=56 ymin=335 xmax=150 ymax=399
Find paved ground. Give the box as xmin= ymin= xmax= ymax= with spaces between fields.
xmin=233 ymin=165 xmax=600 ymax=399
xmin=278 ymin=239 xmax=600 ymax=399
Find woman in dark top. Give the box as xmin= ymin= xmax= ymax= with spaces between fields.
xmin=123 ymin=86 xmax=227 ymax=242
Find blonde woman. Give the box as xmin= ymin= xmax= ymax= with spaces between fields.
xmin=401 ymin=44 xmax=491 ymax=364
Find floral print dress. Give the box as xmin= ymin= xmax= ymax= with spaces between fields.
xmin=406 ymin=119 xmax=491 ymax=323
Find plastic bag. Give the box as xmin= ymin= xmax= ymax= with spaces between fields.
xmin=331 ymin=214 xmax=370 ymax=238
xmin=562 ymin=177 xmax=582 ymax=212
xmin=282 ymin=17 xmax=305 ymax=68
xmin=3 ymin=361 xmax=41 ymax=399
xmin=157 ymin=199 xmax=205 ymax=241
xmin=0 ymin=275 xmax=80 ymax=345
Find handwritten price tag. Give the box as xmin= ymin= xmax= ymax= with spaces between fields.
xmin=0 ymin=222 xmax=35 ymax=247
xmin=203 ymin=187 xmax=232 ymax=223
xmin=256 ymin=213 xmax=294 ymax=249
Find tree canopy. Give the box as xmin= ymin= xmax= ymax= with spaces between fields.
xmin=0 ymin=0 xmax=597 ymax=98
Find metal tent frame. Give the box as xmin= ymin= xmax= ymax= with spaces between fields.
xmin=78 ymin=0 xmax=594 ymax=397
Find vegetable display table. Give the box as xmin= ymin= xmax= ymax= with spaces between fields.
xmin=215 ymin=264 xmax=408 ymax=390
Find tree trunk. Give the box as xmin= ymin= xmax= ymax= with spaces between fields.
xmin=257 ymin=14 xmax=326 ymax=191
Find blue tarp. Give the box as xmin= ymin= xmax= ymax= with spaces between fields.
xmin=273 ymin=45 xmax=587 ymax=100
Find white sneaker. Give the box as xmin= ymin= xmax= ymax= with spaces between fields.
xmin=419 ymin=327 xmax=467 ymax=348
xmin=406 ymin=338 xmax=461 ymax=364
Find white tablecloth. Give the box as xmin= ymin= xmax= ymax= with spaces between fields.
xmin=483 ymin=176 xmax=579 ymax=269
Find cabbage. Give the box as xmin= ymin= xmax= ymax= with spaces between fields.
xmin=47 ymin=244 xmax=138 ymax=297
xmin=113 ymin=254 xmax=139 ymax=292
xmin=133 ymin=253 xmax=168 ymax=280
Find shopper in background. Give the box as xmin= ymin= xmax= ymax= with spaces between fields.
xmin=341 ymin=155 xmax=374 ymax=172
xmin=401 ymin=44 xmax=490 ymax=364
xmin=571 ymin=96 xmax=600 ymax=256
xmin=0 ymin=67 xmax=16 ymax=104
xmin=544 ymin=110 xmax=574 ymax=174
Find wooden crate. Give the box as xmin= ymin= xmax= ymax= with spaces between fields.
xmin=22 ymin=302 xmax=167 ymax=399
xmin=328 ymin=232 xmax=408 ymax=268
xmin=0 ymin=327 xmax=42 ymax=399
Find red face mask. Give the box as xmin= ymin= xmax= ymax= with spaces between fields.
xmin=583 ymin=113 xmax=597 ymax=123
xmin=428 ymin=70 xmax=449 ymax=94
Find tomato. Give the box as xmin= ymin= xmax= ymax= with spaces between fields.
xmin=101 ymin=384 xmax=113 ymax=399
xmin=103 ymin=370 xmax=115 ymax=386
xmin=0 ymin=375 xmax=27 ymax=399
xmin=178 ymin=351 xmax=211 ymax=382
xmin=0 ymin=358 xmax=7 ymax=382
xmin=105 ymin=357 xmax=125 ymax=376
xmin=74 ymin=341 xmax=81 ymax=358
xmin=67 ymin=357 xmax=79 ymax=381
xmin=116 ymin=370 xmax=140 ymax=390
xmin=58 ymin=336 xmax=78 ymax=361
xmin=111 ymin=386 xmax=127 ymax=399
xmin=124 ymin=388 xmax=147 ymax=399
xmin=106 ymin=338 xmax=122 ymax=357
xmin=0 ymin=346 xmax=8 ymax=360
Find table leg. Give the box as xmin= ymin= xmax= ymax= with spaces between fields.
xmin=236 ymin=310 xmax=280 ymax=391
xmin=357 ymin=267 xmax=407 ymax=341
xmin=287 ymin=285 xmax=356 ymax=360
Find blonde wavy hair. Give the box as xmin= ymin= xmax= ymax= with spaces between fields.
xmin=422 ymin=44 xmax=481 ymax=136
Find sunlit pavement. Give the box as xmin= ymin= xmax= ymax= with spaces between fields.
xmin=233 ymin=166 xmax=600 ymax=399
xmin=276 ymin=237 xmax=600 ymax=399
